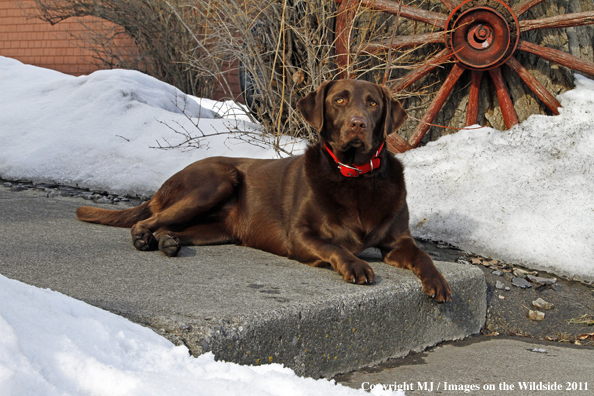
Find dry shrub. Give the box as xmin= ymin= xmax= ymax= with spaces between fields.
xmin=193 ymin=0 xmax=338 ymax=141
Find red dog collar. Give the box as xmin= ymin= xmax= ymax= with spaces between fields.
xmin=323 ymin=141 xmax=385 ymax=178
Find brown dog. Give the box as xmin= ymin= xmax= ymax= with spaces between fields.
xmin=76 ymin=79 xmax=451 ymax=302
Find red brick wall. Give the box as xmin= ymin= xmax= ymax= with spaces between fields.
xmin=212 ymin=58 xmax=244 ymax=103
xmin=0 ymin=0 xmax=242 ymax=100
xmin=0 ymin=0 xmax=126 ymax=75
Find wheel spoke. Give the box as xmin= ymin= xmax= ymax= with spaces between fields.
xmin=390 ymin=48 xmax=453 ymax=92
xmin=517 ymin=40 xmax=594 ymax=76
xmin=519 ymin=11 xmax=594 ymax=32
xmin=506 ymin=56 xmax=561 ymax=115
xmin=360 ymin=0 xmax=448 ymax=29
xmin=335 ymin=0 xmax=362 ymax=77
xmin=488 ymin=67 xmax=519 ymax=129
xmin=466 ymin=71 xmax=483 ymax=126
xmin=512 ymin=0 xmax=545 ymax=17
xmin=386 ymin=133 xmax=415 ymax=153
xmin=357 ymin=32 xmax=445 ymax=55
xmin=410 ymin=63 xmax=466 ymax=147
xmin=439 ymin=0 xmax=459 ymax=12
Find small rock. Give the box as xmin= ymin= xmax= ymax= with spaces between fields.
xmin=532 ymin=297 xmax=554 ymax=310
xmin=495 ymin=280 xmax=506 ymax=290
xmin=498 ymin=295 xmax=505 ymax=300
xmin=513 ymin=268 xmax=538 ymax=278
xmin=526 ymin=275 xmax=557 ymax=285
xmin=471 ymin=258 xmax=482 ymax=265
xmin=512 ymin=277 xmax=532 ymax=289
xmin=530 ymin=348 xmax=548 ymax=353
xmin=3 ymin=182 xmax=13 ymax=188
xmin=457 ymin=258 xmax=471 ymax=265
xmin=505 ymin=287 xmax=511 ymax=291
xmin=47 ymin=191 xmax=61 ymax=198
xmin=528 ymin=310 xmax=545 ymax=321
xmin=552 ymin=284 xmax=562 ymax=291
xmin=492 ymin=270 xmax=503 ymax=276
xmin=96 ymin=197 xmax=112 ymax=204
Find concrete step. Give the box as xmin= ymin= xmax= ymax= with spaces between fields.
xmin=0 ymin=188 xmax=486 ymax=378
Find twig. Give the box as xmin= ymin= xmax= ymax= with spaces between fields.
xmin=383 ymin=0 xmax=402 ymax=85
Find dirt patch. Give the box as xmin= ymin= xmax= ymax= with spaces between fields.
xmin=418 ymin=239 xmax=594 ymax=346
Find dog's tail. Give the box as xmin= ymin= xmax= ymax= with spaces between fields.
xmin=76 ymin=201 xmax=152 ymax=228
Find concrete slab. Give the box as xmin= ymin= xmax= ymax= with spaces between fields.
xmin=335 ymin=336 xmax=594 ymax=395
xmin=0 ymin=188 xmax=487 ymax=378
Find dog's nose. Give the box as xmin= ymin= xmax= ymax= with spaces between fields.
xmin=349 ymin=116 xmax=367 ymax=132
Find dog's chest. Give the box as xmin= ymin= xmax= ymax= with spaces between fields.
xmin=320 ymin=189 xmax=396 ymax=246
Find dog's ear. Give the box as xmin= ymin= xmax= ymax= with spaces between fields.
xmin=382 ymin=86 xmax=407 ymax=138
xmin=297 ymin=81 xmax=334 ymax=132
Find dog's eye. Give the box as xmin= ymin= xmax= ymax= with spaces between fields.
xmin=369 ymin=101 xmax=378 ymax=107
xmin=335 ymin=98 xmax=345 ymax=104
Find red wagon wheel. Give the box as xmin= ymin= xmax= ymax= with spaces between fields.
xmin=335 ymin=0 xmax=594 ymax=153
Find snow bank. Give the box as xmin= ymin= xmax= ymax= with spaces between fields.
xmin=399 ymin=75 xmax=594 ymax=282
xmin=0 ymin=56 xmax=304 ymax=196
xmin=0 ymin=274 xmax=399 ymax=396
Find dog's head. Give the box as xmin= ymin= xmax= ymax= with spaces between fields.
xmin=297 ymin=80 xmax=407 ymax=157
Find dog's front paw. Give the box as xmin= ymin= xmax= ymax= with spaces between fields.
xmin=132 ymin=231 xmax=157 ymax=251
xmin=158 ymin=234 xmax=181 ymax=257
xmin=421 ymin=271 xmax=452 ymax=303
xmin=340 ymin=259 xmax=376 ymax=285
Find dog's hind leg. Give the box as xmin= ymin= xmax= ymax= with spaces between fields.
xmin=154 ymin=222 xmax=233 ymax=256
xmin=131 ymin=162 xmax=239 ymax=254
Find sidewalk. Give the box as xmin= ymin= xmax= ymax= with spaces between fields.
xmin=0 ymin=187 xmax=485 ymax=378
xmin=335 ymin=335 xmax=594 ymax=395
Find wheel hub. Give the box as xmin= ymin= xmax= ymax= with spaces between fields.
xmin=446 ymin=0 xmax=519 ymax=70
xmin=467 ymin=24 xmax=493 ymax=49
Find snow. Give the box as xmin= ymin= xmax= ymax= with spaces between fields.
xmin=399 ymin=74 xmax=594 ymax=283
xmin=0 ymin=55 xmax=593 ymax=393
xmin=0 ymin=56 xmax=304 ymax=197
xmin=0 ymin=275 xmax=397 ymax=396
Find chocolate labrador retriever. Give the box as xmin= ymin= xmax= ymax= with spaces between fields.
xmin=76 ymin=79 xmax=451 ymax=302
